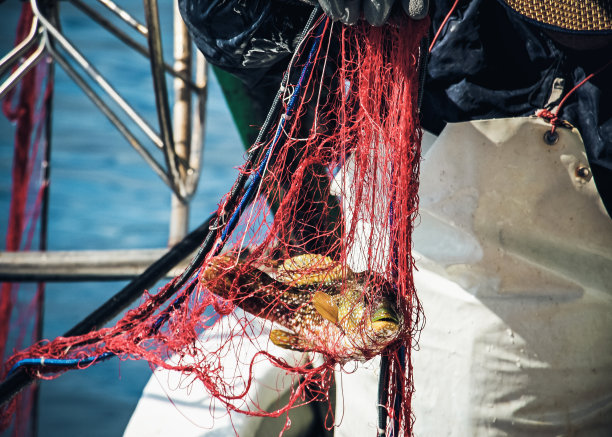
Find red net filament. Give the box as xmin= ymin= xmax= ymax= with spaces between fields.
xmin=2 ymin=16 xmax=429 ymax=436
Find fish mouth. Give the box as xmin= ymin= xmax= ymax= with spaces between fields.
xmin=371 ymin=320 xmax=400 ymax=334
xmin=371 ymin=305 xmax=400 ymax=333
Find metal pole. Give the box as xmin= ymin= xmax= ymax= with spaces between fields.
xmin=47 ymin=46 xmax=173 ymax=188
xmin=168 ymin=0 xmax=192 ymax=245
xmin=68 ymin=0 xmax=201 ymax=92
xmin=143 ymin=0 xmax=183 ymax=198
xmin=33 ymin=3 xmax=57 ymax=433
xmin=0 ymin=16 xmax=40 ymax=78
xmin=30 ymin=0 xmax=166 ymax=151
xmin=0 ymin=37 xmax=46 ymax=101
xmin=185 ymin=50 xmax=207 ymax=197
xmin=0 ymin=248 xmax=191 ymax=282
xmin=95 ymin=0 xmax=148 ymax=36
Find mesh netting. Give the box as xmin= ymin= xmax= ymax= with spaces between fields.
xmin=1 ymin=4 xmax=53 ymax=435
xmin=2 ymin=14 xmax=428 ymax=436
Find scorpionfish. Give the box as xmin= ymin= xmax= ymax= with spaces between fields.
xmin=200 ymin=253 xmax=403 ymax=362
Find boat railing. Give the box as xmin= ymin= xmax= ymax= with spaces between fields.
xmin=0 ymin=0 xmax=209 ymax=281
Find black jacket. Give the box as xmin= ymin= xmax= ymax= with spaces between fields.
xmin=179 ymin=0 xmax=612 ymax=216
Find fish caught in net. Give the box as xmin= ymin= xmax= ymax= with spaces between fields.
xmin=1 ymin=12 xmax=429 ymax=436
xmin=202 ymin=253 xmax=403 ymax=362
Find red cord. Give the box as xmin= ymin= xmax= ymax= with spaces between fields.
xmin=538 ymin=58 xmax=612 ymax=134
xmin=429 ymin=1 xmax=610 ymax=136
xmin=429 ymin=0 xmax=461 ymax=52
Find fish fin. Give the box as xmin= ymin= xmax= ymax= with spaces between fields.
xmin=283 ymin=254 xmax=335 ymax=271
xmin=269 ymin=329 xmax=311 ymax=352
xmin=278 ymin=254 xmax=347 ymax=286
xmin=313 ymin=291 xmax=339 ymax=324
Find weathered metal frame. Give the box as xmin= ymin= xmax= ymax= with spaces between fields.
xmin=0 ymin=21 xmax=46 ymax=100
xmin=1 ymin=0 xmax=207 ymax=203
xmin=0 ymin=0 xmax=217 ymax=414
xmin=0 ymin=0 xmax=210 ymax=280
xmin=0 ymin=249 xmax=191 ymax=281
xmin=68 ymin=0 xmax=200 ymax=92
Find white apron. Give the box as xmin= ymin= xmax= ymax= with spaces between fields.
xmin=335 ymin=117 xmax=612 ymax=437
xmin=411 ymin=117 xmax=612 ymax=436
xmin=126 ymin=117 xmax=612 ymax=436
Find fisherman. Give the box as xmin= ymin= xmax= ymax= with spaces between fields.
xmin=167 ymin=1 xmax=612 ymax=435
xmin=414 ymin=3 xmax=612 ymax=435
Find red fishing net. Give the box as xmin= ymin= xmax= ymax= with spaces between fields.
xmin=1 ymin=4 xmax=53 ymax=435
xmin=2 ymin=14 xmax=428 ymax=436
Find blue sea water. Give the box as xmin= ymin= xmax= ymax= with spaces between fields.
xmin=1 ymin=2 xmax=245 ymax=435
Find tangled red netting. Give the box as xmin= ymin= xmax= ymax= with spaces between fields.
xmin=2 ymin=14 xmax=429 ymax=436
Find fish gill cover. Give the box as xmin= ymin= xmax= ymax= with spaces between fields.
xmin=1 ymin=13 xmax=428 ymax=436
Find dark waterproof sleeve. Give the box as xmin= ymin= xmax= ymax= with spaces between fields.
xmin=422 ymin=0 xmax=612 ymax=217
xmin=178 ymin=0 xmax=312 ymax=91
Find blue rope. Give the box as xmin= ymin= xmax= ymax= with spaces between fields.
xmin=5 ymin=15 xmax=328 ymax=379
xmin=7 ymin=352 xmax=115 ymax=377
xmin=149 ymin=275 xmax=199 ymax=334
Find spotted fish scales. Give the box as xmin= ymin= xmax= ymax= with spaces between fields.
xmin=200 ymin=254 xmax=403 ymax=362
